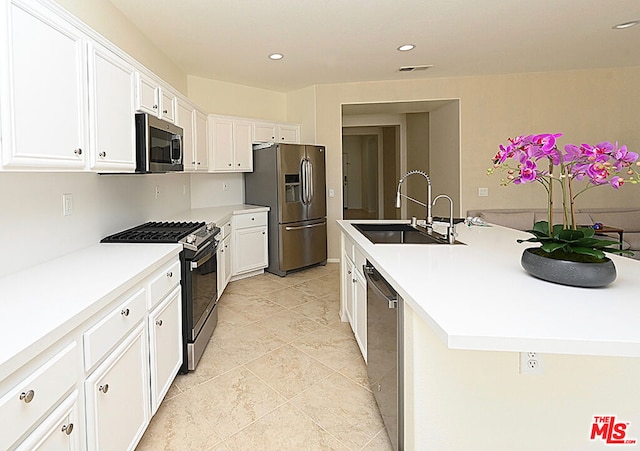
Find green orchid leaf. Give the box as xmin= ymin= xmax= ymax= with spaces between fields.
xmin=540 ymin=242 xmax=567 ymax=253
xmin=557 ymin=229 xmax=586 ymax=241
xmin=571 ymin=247 xmax=606 ymax=259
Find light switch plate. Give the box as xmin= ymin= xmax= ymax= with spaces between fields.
xmin=62 ymin=193 xmax=73 ymax=216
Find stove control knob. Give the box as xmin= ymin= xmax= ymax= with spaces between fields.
xmin=206 ymin=222 xmax=215 ymax=232
xmin=185 ymin=234 xmax=197 ymax=244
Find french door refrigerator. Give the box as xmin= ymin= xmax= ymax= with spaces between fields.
xmin=245 ymin=143 xmax=327 ymax=276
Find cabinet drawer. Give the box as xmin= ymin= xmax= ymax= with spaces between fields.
xmin=234 ymin=212 xmax=267 ymax=229
xmin=83 ymin=288 xmax=146 ymax=371
xmin=147 ymin=259 xmax=180 ymax=309
xmin=0 ymin=342 xmax=78 ymax=450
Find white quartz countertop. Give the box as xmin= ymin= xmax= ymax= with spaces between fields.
xmin=0 ymin=243 xmax=181 ymax=379
xmin=168 ymin=204 xmax=269 ymax=225
xmin=338 ymin=219 xmax=640 ymax=357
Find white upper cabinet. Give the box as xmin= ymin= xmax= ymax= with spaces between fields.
xmin=135 ymin=71 xmax=176 ymax=123
xmin=194 ymin=109 xmax=209 ymax=171
xmin=176 ymin=97 xmax=208 ymax=172
xmin=252 ymin=121 xmax=300 ymax=144
xmin=176 ymin=97 xmax=195 ymax=171
xmin=208 ymin=115 xmax=253 ymax=172
xmin=87 ymin=41 xmax=136 ymax=172
xmin=0 ymin=0 xmax=88 ymax=169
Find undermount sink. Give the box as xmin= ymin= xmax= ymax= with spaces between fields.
xmin=352 ymin=223 xmax=464 ymax=245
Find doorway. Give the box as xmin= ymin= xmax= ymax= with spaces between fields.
xmin=340 ymin=100 xmax=461 ymax=220
xmin=342 ymin=134 xmax=379 ymax=219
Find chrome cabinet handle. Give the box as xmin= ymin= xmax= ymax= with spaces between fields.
xmin=74 ymin=148 xmax=82 ymax=155
xmin=163 ymin=109 xmax=168 ymax=114
xmin=99 ymin=384 xmax=109 ymax=393
xmin=19 ymin=390 xmax=35 ymax=403
xmin=153 ymin=104 xmax=158 ymax=109
xmin=156 ymin=319 xmax=163 ymax=326
xmin=192 ymin=161 xmax=196 ymax=164
xmin=228 ymin=163 xmax=232 ymax=166
xmin=61 ymin=423 xmax=74 ymax=435
xmin=121 ymin=308 xmax=130 ymax=317
xmin=166 ymin=271 xmax=173 ymax=278
xmin=99 ymin=151 xmax=107 ymax=158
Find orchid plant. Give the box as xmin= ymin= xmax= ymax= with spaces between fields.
xmin=488 ymin=133 xmax=640 ymax=260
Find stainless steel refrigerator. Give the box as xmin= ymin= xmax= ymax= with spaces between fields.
xmin=245 ymin=143 xmax=327 ymax=276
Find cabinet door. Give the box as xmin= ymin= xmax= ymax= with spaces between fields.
xmin=1 ymin=0 xmax=87 ymax=169
xmin=87 ymin=42 xmax=136 ymax=172
xmin=194 ymin=109 xmax=208 ymax=170
xmin=354 ymin=269 xmax=367 ymax=360
xmin=85 ymin=322 xmax=150 ymax=451
xmin=15 ymin=392 xmax=79 ymax=451
xmin=277 ymin=124 xmax=300 ymax=143
xmin=223 ymin=233 xmax=232 ymax=287
xmin=209 ymin=116 xmax=234 ymax=171
xmin=233 ymin=120 xmax=253 ymax=171
xmin=159 ymin=89 xmax=175 ymax=122
xmin=252 ymin=121 xmax=276 ymax=142
xmin=134 ymin=72 xmax=158 ymax=116
xmin=149 ymin=286 xmax=182 ymax=415
xmin=176 ymin=98 xmax=195 ymax=171
xmin=344 ymin=257 xmax=355 ymax=327
xmin=233 ymin=227 xmax=267 ymax=275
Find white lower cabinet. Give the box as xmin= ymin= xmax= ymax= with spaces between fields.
xmin=232 ymin=212 xmax=268 ymax=277
xmin=148 ymin=285 xmax=182 ymax=415
xmin=353 ymin=267 xmax=367 ymax=359
xmin=217 ymin=230 xmax=232 ymax=298
xmin=341 ymin=233 xmax=367 ymax=360
xmin=85 ymin=322 xmax=150 ymax=451
xmin=15 ymin=391 xmax=80 ymax=451
xmin=0 ymin=341 xmax=78 ymax=450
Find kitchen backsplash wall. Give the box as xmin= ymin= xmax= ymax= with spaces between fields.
xmin=0 ymin=172 xmax=193 ymax=277
xmin=190 ymin=172 xmax=244 ymax=209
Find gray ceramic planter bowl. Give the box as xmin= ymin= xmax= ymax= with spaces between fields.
xmin=521 ymin=248 xmax=617 ymax=288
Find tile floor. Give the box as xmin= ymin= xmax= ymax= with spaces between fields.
xmin=137 ymin=263 xmax=393 ymax=450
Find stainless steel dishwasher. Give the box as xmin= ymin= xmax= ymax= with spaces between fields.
xmin=365 ymin=261 xmax=403 ymax=451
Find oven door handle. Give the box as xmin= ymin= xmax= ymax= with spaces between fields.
xmin=191 ymin=252 xmax=213 ymax=270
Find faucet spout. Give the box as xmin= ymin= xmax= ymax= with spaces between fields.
xmin=432 ymin=194 xmax=456 ymax=244
xmin=395 ymin=170 xmax=433 ymax=229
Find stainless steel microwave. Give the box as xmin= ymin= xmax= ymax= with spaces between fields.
xmin=135 ymin=113 xmax=184 ymax=173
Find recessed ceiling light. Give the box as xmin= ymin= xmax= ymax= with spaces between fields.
xmin=397 ymin=44 xmax=415 ymax=52
xmin=612 ymin=20 xmax=639 ymax=29
xmin=269 ymin=53 xmax=284 ymax=60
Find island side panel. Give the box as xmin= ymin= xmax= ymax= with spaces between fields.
xmin=404 ymin=305 xmax=640 ymax=449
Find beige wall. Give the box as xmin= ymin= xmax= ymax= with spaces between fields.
xmin=429 ymin=101 xmax=460 ymax=218
xmin=54 ymin=0 xmax=187 ymax=93
xmin=187 ymin=75 xmax=287 ymax=119
xmin=406 ymin=113 xmax=430 ymax=219
xmin=315 ymin=67 xmax=640 ymax=261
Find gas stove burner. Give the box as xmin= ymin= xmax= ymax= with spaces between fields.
xmin=101 ymin=221 xmax=209 ymax=246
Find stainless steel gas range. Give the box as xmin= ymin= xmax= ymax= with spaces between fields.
xmin=102 ymin=221 xmax=220 ymax=372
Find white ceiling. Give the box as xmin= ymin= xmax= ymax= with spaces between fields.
xmin=108 ymin=0 xmax=640 ymax=93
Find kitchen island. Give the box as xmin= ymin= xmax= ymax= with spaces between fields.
xmin=338 ymin=219 xmax=640 ymax=450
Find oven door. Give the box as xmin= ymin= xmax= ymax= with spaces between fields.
xmin=188 ymin=241 xmax=218 ymax=342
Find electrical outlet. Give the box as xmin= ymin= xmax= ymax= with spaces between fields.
xmin=62 ymin=193 xmax=73 ymax=216
xmin=520 ymin=351 xmax=543 ymax=374
xmin=478 ymin=187 xmax=489 ymax=197
xmin=155 ymin=185 xmax=160 ymax=199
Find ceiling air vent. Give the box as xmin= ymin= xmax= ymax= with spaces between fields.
xmin=398 ymin=65 xmax=434 ymax=72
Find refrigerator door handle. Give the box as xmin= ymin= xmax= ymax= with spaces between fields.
xmin=300 ymin=158 xmax=308 ymax=205
xmin=285 ymin=222 xmax=325 ymax=231
xmin=306 ymin=158 xmax=314 ymax=204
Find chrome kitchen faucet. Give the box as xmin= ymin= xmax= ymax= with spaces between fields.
xmin=395 ymin=170 xmax=433 ymax=232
